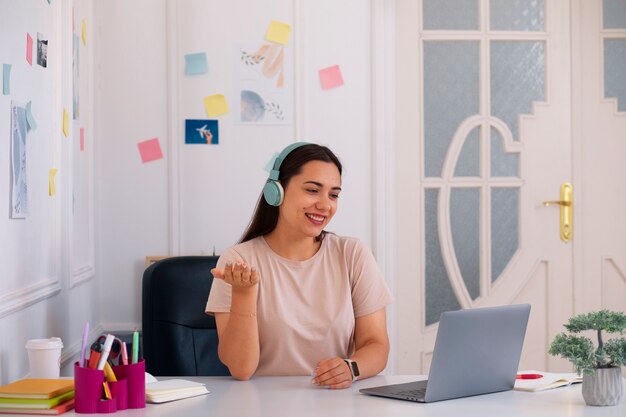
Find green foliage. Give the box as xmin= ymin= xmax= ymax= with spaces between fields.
xmin=549 ymin=310 xmax=626 ymax=375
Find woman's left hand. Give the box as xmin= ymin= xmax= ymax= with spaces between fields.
xmin=311 ymin=357 xmax=353 ymax=390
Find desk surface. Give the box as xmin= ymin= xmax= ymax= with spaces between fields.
xmin=6 ymin=375 xmax=626 ymax=417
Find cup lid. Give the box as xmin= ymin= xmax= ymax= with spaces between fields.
xmin=25 ymin=337 xmax=63 ymax=350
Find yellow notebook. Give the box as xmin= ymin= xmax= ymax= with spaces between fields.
xmin=0 ymin=380 xmax=74 ymax=400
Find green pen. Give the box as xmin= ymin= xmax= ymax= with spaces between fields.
xmin=132 ymin=330 xmax=139 ymax=364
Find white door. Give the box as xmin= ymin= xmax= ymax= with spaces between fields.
xmin=574 ymin=0 xmax=626 ymax=320
xmin=394 ymin=0 xmax=577 ymax=373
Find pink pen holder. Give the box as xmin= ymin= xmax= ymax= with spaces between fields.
xmin=74 ymin=359 xmax=145 ymax=414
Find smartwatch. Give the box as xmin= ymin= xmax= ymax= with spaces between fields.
xmin=343 ymin=359 xmax=360 ymax=382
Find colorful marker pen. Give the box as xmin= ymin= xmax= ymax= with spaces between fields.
xmin=87 ymin=342 xmax=102 ymax=369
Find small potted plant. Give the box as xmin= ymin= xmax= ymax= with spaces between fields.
xmin=549 ymin=310 xmax=626 ymax=406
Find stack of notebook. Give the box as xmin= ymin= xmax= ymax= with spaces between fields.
xmin=0 ymin=379 xmax=75 ymax=415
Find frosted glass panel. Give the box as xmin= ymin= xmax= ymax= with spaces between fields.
xmin=490 ymin=0 xmax=545 ymax=31
xmin=491 ymin=41 xmax=545 ymax=140
xmin=426 ymin=189 xmax=461 ymax=325
xmin=603 ymin=0 xmax=626 ymax=29
xmin=451 ymin=188 xmax=480 ymax=300
xmin=604 ymin=39 xmax=626 ymax=112
xmin=490 ymin=127 xmax=519 ymax=177
xmin=491 ymin=188 xmax=519 ymax=283
xmin=423 ymin=0 xmax=479 ymax=30
xmin=424 ymin=42 xmax=480 ymax=177
xmin=454 ymin=126 xmax=480 ymax=177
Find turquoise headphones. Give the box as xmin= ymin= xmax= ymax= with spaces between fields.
xmin=263 ymin=142 xmax=310 ymax=206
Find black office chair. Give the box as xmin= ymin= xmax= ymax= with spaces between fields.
xmin=142 ymin=256 xmax=230 ymax=376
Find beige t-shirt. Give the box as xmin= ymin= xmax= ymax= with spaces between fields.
xmin=205 ymin=234 xmax=393 ymax=376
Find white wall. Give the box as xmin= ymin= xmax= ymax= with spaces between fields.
xmin=96 ymin=0 xmax=381 ymax=332
xmin=0 ymin=0 xmax=99 ymax=384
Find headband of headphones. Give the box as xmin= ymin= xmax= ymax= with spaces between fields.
xmin=267 ymin=142 xmax=311 ymax=181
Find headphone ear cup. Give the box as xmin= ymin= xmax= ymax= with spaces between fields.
xmin=263 ymin=180 xmax=285 ymax=206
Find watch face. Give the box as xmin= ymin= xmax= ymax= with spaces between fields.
xmin=351 ymin=361 xmax=360 ymax=377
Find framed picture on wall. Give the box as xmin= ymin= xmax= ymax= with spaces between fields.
xmin=10 ymin=101 xmax=28 ymax=219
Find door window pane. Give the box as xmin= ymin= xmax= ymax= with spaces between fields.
xmin=490 ymin=127 xmax=519 ymax=177
xmin=490 ymin=0 xmax=545 ymax=31
xmin=604 ymin=39 xmax=626 ymax=112
xmin=491 ymin=188 xmax=519 ymax=283
xmin=491 ymin=41 xmax=545 ymax=140
xmin=426 ymin=189 xmax=462 ymax=325
xmin=454 ymin=126 xmax=481 ymax=177
xmin=423 ymin=0 xmax=479 ymax=30
xmin=451 ymin=188 xmax=481 ymax=300
xmin=603 ymin=0 xmax=626 ymax=29
xmin=424 ymin=41 xmax=479 ymax=177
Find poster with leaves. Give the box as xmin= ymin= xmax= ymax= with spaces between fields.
xmin=233 ymin=42 xmax=292 ymax=125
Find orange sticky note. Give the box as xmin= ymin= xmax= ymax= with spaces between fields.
xmin=62 ymin=109 xmax=69 ymax=137
xmin=204 ymin=94 xmax=229 ymax=117
xmin=26 ymin=33 xmax=33 ymax=65
xmin=265 ymin=20 xmax=292 ymax=45
xmin=137 ymin=138 xmax=163 ymax=163
xmin=319 ymin=65 xmax=344 ymax=90
xmin=49 ymin=168 xmax=58 ymax=196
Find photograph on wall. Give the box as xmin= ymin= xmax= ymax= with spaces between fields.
xmin=37 ymin=32 xmax=48 ymax=68
xmin=10 ymin=101 xmax=28 ymax=218
xmin=185 ymin=119 xmax=219 ymax=144
xmin=73 ymin=33 xmax=79 ymax=120
xmin=233 ymin=42 xmax=293 ymax=125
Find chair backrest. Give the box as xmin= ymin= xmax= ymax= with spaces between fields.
xmin=142 ymin=256 xmax=230 ymax=376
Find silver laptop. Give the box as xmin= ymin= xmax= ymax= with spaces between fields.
xmin=360 ymin=304 xmax=531 ymax=403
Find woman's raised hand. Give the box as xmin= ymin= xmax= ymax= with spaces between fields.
xmin=211 ymin=261 xmax=259 ymax=290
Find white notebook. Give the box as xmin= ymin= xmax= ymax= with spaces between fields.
xmin=514 ymin=370 xmax=582 ymax=392
xmin=145 ymin=379 xmax=210 ymax=403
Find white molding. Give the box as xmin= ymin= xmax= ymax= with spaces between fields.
xmin=166 ymin=1 xmax=181 ymax=256
xmin=0 ymin=279 xmax=62 ymax=319
xmin=70 ymin=265 xmax=95 ymax=287
xmin=372 ymin=0 xmax=396 ymax=373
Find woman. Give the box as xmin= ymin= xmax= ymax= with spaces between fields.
xmin=206 ymin=142 xmax=392 ymax=389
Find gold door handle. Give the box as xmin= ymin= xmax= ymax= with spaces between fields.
xmin=542 ymin=183 xmax=573 ymax=242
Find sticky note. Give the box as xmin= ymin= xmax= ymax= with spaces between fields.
xmin=27 ymin=33 xmax=33 ymax=65
xmin=80 ymin=127 xmax=85 ymax=151
xmin=319 ymin=65 xmax=344 ymax=90
xmin=184 ymin=53 xmax=208 ymax=75
xmin=26 ymin=101 xmax=37 ymax=130
xmin=266 ymin=21 xmax=292 ymax=45
xmin=204 ymin=94 xmax=229 ymax=117
xmin=137 ymin=138 xmax=163 ymax=163
xmin=2 ymin=64 xmax=11 ymax=95
xmin=81 ymin=19 xmax=87 ymax=46
xmin=49 ymin=168 xmax=58 ymax=196
xmin=62 ymin=109 xmax=69 ymax=137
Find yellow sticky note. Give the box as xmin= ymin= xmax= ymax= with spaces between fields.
xmin=49 ymin=168 xmax=58 ymax=196
xmin=81 ymin=19 xmax=87 ymax=46
xmin=204 ymin=94 xmax=229 ymax=118
xmin=62 ymin=108 xmax=69 ymax=137
xmin=266 ymin=21 xmax=291 ymax=45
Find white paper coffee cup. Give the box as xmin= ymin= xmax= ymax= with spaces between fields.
xmin=25 ymin=337 xmax=63 ymax=379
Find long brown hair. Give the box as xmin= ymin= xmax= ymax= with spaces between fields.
xmin=239 ymin=143 xmax=342 ymax=243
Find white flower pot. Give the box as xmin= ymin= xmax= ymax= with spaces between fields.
xmin=581 ymin=367 xmax=623 ymax=406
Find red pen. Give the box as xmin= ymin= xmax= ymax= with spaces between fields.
xmin=516 ymin=373 xmax=543 ymax=379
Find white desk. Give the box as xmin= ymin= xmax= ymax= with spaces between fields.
xmin=5 ymin=375 xmax=625 ymax=416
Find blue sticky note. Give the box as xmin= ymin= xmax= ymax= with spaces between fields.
xmin=26 ymin=101 xmax=37 ymax=131
xmin=3 ymin=64 xmax=11 ymax=95
xmin=184 ymin=53 xmax=208 ymax=75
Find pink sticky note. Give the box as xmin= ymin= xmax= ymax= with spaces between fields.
xmin=137 ymin=138 xmax=163 ymax=163
xmin=80 ymin=128 xmax=85 ymax=151
xmin=26 ymin=33 xmax=33 ymax=65
xmin=318 ymin=65 xmax=344 ymax=90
